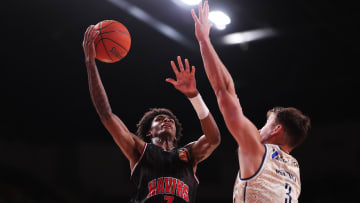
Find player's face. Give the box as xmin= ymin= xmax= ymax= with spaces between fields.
xmin=259 ymin=113 xmax=277 ymax=144
xmin=149 ymin=114 xmax=177 ymax=139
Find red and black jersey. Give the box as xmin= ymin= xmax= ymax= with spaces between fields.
xmin=130 ymin=143 xmax=199 ymax=203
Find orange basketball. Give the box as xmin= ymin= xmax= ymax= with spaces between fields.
xmin=94 ymin=20 xmax=131 ymax=63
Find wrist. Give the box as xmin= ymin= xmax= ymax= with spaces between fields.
xmin=198 ymin=37 xmax=211 ymax=45
xmin=188 ymin=93 xmax=209 ymax=120
xmin=186 ymin=90 xmax=199 ymax=99
xmin=85 ymin=57 xmax=96 ymax=66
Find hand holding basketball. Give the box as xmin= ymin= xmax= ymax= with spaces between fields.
xmin=83 ymin=25 xmax=99 ymax=64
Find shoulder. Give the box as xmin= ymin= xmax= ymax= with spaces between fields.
xmin=183 ymin=141 xmax=196 ymax=150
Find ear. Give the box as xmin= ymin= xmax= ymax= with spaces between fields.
xmin=270 ymin=124 xmax=282 ymax=137
xmin=146 ymin=130 xmax=152 ymax=137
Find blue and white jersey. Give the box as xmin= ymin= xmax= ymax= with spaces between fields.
xmin=233 ymin=144 xmax=301 ymax=203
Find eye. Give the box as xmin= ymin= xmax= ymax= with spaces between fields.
xmin=169 ymin=119 xmax=175 ymax=123
xmin=155 ymin=116 xmax=164 ymax=121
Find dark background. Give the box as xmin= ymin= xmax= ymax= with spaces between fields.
xmin=2 ymin=0 xmax=359 ymax=202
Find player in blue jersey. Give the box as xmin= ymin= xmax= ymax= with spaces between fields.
xmin=191 ymin=1 xmax=310 ymax=202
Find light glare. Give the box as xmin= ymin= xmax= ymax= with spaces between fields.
xmin=209 ymin=11 xmax=231 ymax=30
xmin=223 ymin=28 xmax=277 ymax=44
xmin=180 ymin=0 xmax=202 ymax=6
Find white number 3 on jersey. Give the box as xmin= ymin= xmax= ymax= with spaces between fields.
xmin=285 ymin=183 xmax=292 ymax=203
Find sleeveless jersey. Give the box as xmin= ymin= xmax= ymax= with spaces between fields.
xmin=233 ymin=144 xmax=301 ymax=203
xmin=130 ymin=143 xmax=199 ymax=203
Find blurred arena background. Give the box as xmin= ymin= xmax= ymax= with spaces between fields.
xmin=2 ymin=0 xmax=359 ymax=202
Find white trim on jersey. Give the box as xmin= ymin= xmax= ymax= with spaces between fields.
xmin=193 ymin=172 xmax=200 ymax=184
xmin=238 ymin=145 xmax=268 ymax=181
xmin=131 ymin=143 xmax=148 ymax=177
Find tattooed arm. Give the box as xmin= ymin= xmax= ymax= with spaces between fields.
xmin=83 ymin=25 xmax=145 ymax=170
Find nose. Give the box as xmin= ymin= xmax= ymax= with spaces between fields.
xmin=163 ymin=117 xmax=171 ymax=123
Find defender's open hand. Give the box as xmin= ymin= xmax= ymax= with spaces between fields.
xmin=191 ymin=0 xmax=212 ymax=43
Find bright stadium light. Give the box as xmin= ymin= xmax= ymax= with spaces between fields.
xmin=180 ymin=0 xmax=202 ymax=6
xmin=209 ymin=11 xmax=231 ymax=30
xmin=222 ymin=28 xmax=277 ymax=44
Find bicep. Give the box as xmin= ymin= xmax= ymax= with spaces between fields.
xmin=101 ymin=113 xmax=145 ymax=166
xmin=217 ymin=90 xmax=266 ymax=177
xmin=188 ymin=113 xmax=220 ymax=166
xmin=188 ymin=134 xmax=218 ymax=165
xmin=216 ymin=90 xmax=263 ymax=153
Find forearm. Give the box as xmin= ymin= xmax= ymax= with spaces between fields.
xmin=198 ymin=39 xmax=236 ymax=96
xmin=199 ymin=113 xmax=221 ymax=145
xmin=189 ymin=94 xmax=220 ymax=145
xmin=86 ymin=59 xmax=112 ymax=120
xmin=199 ymin=39 xmax=246 ymax=132
xmin=188 ymin=97 xmax=220 ymax=165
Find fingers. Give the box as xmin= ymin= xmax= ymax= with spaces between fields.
xmin=204 ymin=0 xmax=209 ymax=21
xmin=84 ymin=25 xmax=99 ymax=45
xmin=83 ymin=26 xmax=92 ymax=47
xmin=171 ymin=56 xmax=193 ymax=74
xmin=165 ymin=78 xmax=177 ymax=86
xmin=191 ymin=66 xmax=196 ymax=76
xmin=90 ymin=29 xmax=99 ymax=43
xmin=185 ymin=58 xmax=190 ymax=73
xmin=84 ymin=25 xmax=95 ymax=47
xmin=198 ymin=1 xmax=203 ymax=21
xmin=86 ymin=25 xmax=94 ymax=43
xmin=177 ymin=56 xmax=185 ymax=72
xmin=170 ymin=61 xmax=180 ymax=75
xmin=191 ymin=9 xmax=200 ymax=25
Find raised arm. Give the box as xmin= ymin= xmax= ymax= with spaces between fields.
xmin=82 ymin=25 xmax=144 ymax=170
xmin=166 ymin=56 xmax=220 ymax=171
xmin=191 ymin=1 xmax=265 ymax=177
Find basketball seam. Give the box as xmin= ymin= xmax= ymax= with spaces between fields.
xmin=96 ymin=21 xmax=115 ymax=31
xmin=100 ymin=38 xmax=129 ymax=53
xmin=95 ymin=31 xmax=130 ymax=48
xmin=99 ymin=22 xmax=114 ymax=61
xmin=99 ymin=30 xmax=130 ymax=36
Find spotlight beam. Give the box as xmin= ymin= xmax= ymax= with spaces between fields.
xmin=108 ymin=0 xmax=196 ymax=50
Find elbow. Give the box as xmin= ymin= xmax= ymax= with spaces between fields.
xmin=209 ymin=131 xmax=221 ymax=148
xmin=213 ymin=134 xmax=221 ymax=147
xmin=213 ymin=77 xmax=234 ymax=98
xmin=216 ymin=89 xmax=236 ymax=112
xmin=98 ymin=109 xmax=114 ymax=123
xmin=216 ymin=89 xmax=245 ymax=124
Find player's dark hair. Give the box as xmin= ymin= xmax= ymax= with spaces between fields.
xmin=267 ymin=107 xmax=311 ymax=148
xmin=136 ymin=108 xmax=183 ymax=145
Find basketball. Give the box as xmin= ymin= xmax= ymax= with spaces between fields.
xmin=94 ymin=20 xmax=131 ymax=63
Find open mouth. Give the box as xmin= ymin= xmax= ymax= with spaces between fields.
xmin=162 ymin=124 xmax=172 ymax=128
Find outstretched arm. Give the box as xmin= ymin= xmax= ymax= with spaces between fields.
xmin=166 ymin=56 xmax=220 ymax=170
xmin=83 ymin=25 xmax=144 ymax=170
xmin=191 ymin=1 xmax=265 ymax=177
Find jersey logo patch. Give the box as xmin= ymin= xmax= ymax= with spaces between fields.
xmin=178 ymin=149 xmax=189 ymax=162
xmin=272 ymin=151 xmax=279 ymax=159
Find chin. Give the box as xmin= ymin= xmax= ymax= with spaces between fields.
xmin=159 ymin=131 xmax=175 ymax=139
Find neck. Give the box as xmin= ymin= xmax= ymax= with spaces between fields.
xmin=279 ymin=145 xmax=292 ymax=154
xmin=151 ymin=137 xmax=175 ymax=151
